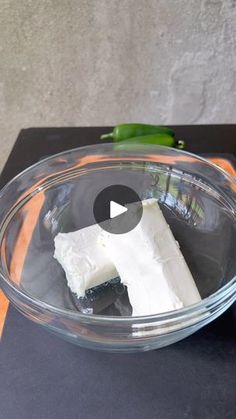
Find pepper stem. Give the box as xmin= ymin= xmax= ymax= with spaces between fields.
xmin=100 ymin=133 xmax=114 ymax=140
xmin=176 ymin=140 xmax=185 ymax=149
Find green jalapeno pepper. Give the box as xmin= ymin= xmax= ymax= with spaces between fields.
xmin=100 ymin=123 xmax=174 ymax=141
xmin=113 ymin=134 xmax=185 ymax=150
xmin=121 ymin=133 xmax=174 ymax=146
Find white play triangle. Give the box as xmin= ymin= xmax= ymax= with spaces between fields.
xmin=110 ymin=201 xmax=128 ymax=219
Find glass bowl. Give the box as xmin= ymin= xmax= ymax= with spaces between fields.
xmin=0 ymin=144 xmax=235 ymax=352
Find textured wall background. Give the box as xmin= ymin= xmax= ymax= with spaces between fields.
xmin=0 ymin=0 xmax=236 ymax=169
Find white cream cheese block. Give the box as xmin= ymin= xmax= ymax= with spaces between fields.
xmin=54 ymin=224 xmax=118 ymax=298
xmin=54 ymin=199 xmax=201 ymax=316
xmin=100 ymin=199 xmax=201 ymax=316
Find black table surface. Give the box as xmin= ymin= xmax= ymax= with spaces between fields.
xmin=0 ymin=125 xmax=235 ymax=419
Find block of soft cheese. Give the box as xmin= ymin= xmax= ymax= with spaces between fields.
xmin=101 ymin=199 xmax=201 ymax=316
xmin=54 ymin=225 xmax=118 ymax=298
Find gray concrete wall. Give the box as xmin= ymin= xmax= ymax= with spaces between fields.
xmin=0 ymin=0 xmax=236 ymax=169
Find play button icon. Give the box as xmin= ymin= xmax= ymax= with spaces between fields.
xmin=110 ymin=201 xmax=128 ymax=219
xmin=93 ymin=185 xmax=143 ymax=234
